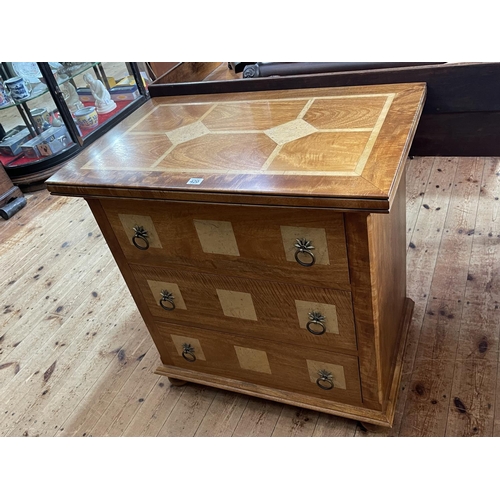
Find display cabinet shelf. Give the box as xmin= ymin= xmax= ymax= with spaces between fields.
xmin=0 ymin=62 xmax=149 ymax=189
xmin=0 ymin=83 xmax=50 ymax=109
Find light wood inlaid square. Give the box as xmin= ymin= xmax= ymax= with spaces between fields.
xmin=216 ymin=289 xmax=257 ymax=321
xmin=170 ymin=334 xmax=206 ymax=361
xmin=194 ymin=219 xmax=240 ymax=256
xmin=295 ymin=300 xmax=339 ymax=334
xmin=166 ymin=121 xmax=210 ymax=145
xmin=118 ymin=214 xmax=162 ymax=248
xmin=265 ymin=118 xmax=317 ymax=145
xmin=306 ymin=359 xmax=346 ymax=390
xmin=280 ymin=226 xmax=330 ymax=265
xmin=234 ymin=346 xmax=272 ymax=374
xmin=147 ymin=280 xmax=187 ymax=310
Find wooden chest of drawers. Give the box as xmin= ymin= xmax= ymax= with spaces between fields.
xmin=46 ymin=83 xmax=426 ymax=427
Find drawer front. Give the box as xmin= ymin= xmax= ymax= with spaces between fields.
xmin=101 ymin=198 xmax=350 ymax=289
xmin=132 ymin=265 xmax=357 ymax=351
xmin=157 ymin=322 xmax=362 ymax=405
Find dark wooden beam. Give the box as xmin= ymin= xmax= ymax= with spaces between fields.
xmin=410 ymin=112 xmax=500 ymax=157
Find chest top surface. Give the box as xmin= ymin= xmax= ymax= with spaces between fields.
xmin=46 ymin=83 xmax=426 ymax=211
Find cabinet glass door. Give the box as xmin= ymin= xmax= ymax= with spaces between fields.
xmin=0 ymin=62 xmax=148 ymax=188
xmin=51 ymin=62 xmax=146 ymax=141
xmin=0 ymin=62 xmax=77 ymax=169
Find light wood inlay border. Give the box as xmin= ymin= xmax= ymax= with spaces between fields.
xmin=81 ymin=93 xmax=396 ymax=178
xmin=353 ymin=93 xmax=396 ymax=175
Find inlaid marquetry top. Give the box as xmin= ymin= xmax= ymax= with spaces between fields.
xmin=47 ymin=83 xmax=426 ymax=211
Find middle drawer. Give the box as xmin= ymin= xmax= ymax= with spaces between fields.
xmin=131 ymin=265 xmax=357 ymax=352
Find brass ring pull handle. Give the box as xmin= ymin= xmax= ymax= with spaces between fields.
xmin=132 ymin=225 xmax=149 ymax=250
xmin=294 ymin=238 xmax=316 ymax=267
xmin=159 ymin=290 xmax=175 ymax=311
xmin=316 ymin=369 xmax=334 ymax=390
xmin=181 ymin=343 xmax=196 ymax=362
xmin=306 ymin=311 xmax=326 ymax=335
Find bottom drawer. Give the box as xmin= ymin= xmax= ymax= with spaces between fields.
xmin=156 ymin=322 xmax=362 ymax=406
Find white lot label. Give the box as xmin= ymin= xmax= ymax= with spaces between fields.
xmin=187 ymin=178 xmax=204 ymax=185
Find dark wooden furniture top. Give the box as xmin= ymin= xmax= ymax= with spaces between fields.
xmin=47 ymin=83 xmax=426 ymax=212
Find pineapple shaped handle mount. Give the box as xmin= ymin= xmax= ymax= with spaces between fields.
xmin=316 ymin=369 xmax=334 ymax=390
xmin=294 ymin=238 xmax=315 ymax=267
xmin=306 ymin=311 xmax=326 ymax=335
xmin=132 ymin=225 xmax=149 ymax=250
xmin=182 ymin=343 xmax=196 ymax=362
xmin=159 ymin=290 xmax=175 ymax=311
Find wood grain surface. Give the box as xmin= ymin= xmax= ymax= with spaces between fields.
xmin=46 ymin=83 xmax=426 ymax=211
xmin=130 ymin=264 xmax=357 ymax=352
xmin=157 ymin=322 xmax=362 ymax=406
xmin=368 ymin=172 xmax=408 ymax=401
xmin=100 ymin=198 xmax=351 ymax=289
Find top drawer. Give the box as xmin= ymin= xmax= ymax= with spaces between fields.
xmin=101 ymin=199 xmax=350 ymax=289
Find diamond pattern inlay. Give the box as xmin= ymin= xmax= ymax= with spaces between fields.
xmin=306 ymin=359 xmax=346 ymax=389
xmin=166 ymin=121 xmax=210 ymax=145
xmin=234 ymin=346 xmax=272 ymax=374
xmin=217 ymin=289 xmax=257 ymax=321
xmin=295 ymin=300 xmax=339 ymax=334
xmin=265 ymin=119 xmax=317 ymax=145
xmin=194 ymin=219 xmax=240 ymax=256
xmin=80 ymin=92 xmax=400 ymax=182
xmin=170 ymin=335 xmax=206 ymax=361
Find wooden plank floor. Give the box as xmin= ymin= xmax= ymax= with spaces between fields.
xmin=1 ymin=156 xmax=500 ymax=437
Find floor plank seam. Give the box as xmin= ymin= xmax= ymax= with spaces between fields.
xmin=442 ymin=157 xmax=485 ymax=436
xmin=230 ymin=397 xmax=251 ymax=437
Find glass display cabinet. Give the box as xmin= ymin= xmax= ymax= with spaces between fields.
xmin=0 ymin=62 xmax=148 ymax=189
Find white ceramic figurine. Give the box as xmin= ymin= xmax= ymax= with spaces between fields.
xmin=83 ymin=73 xmax=116 ymax=114
xmin=61 ymin=81 xmax=84 ymax=113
